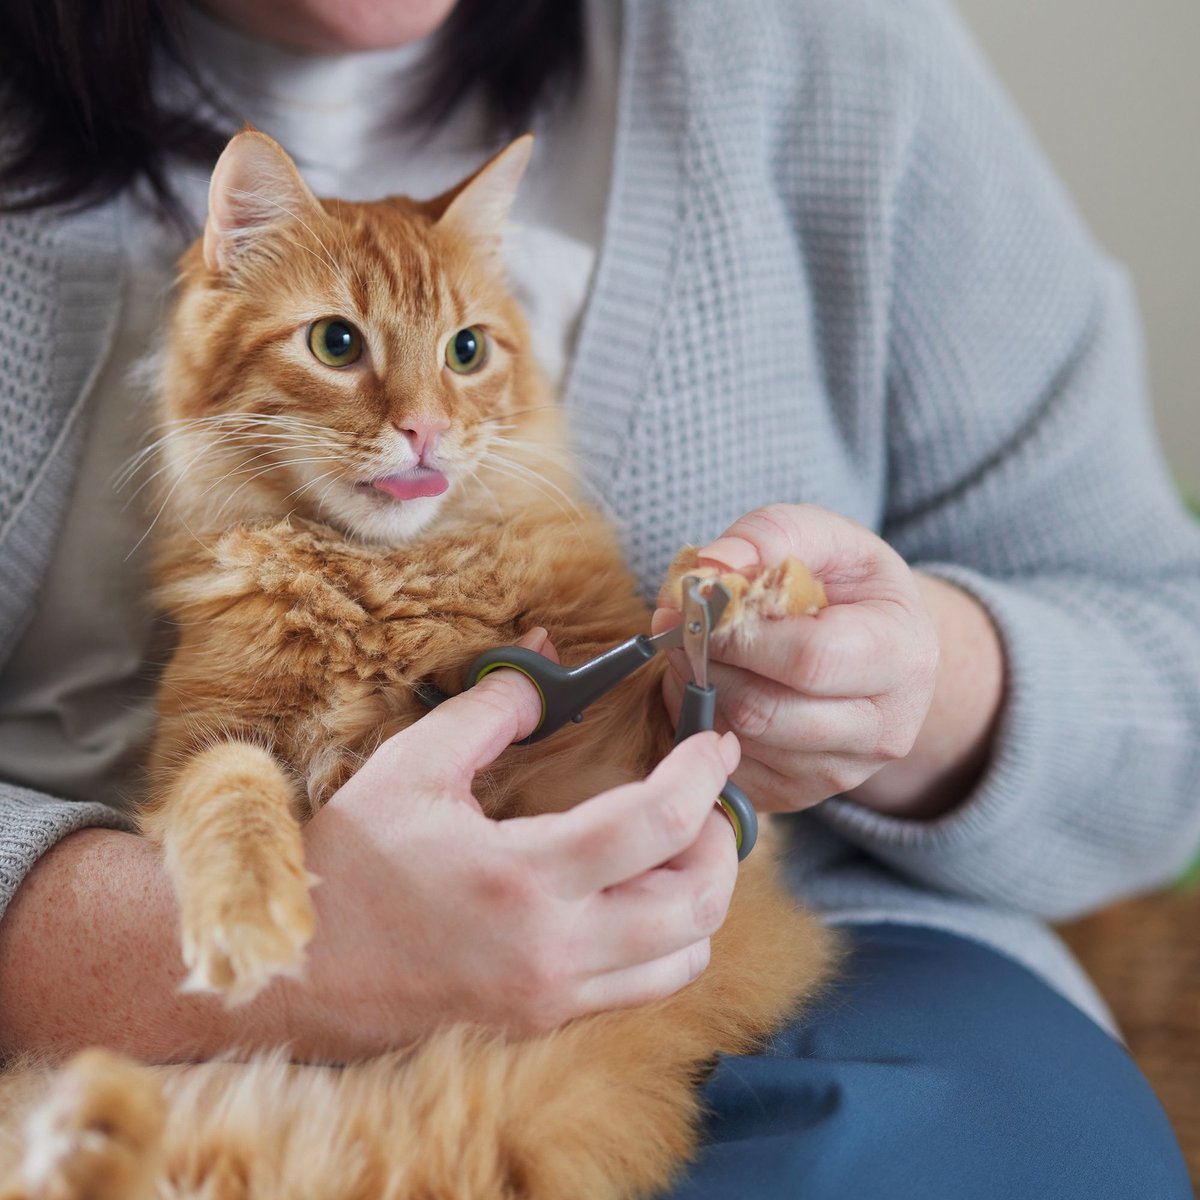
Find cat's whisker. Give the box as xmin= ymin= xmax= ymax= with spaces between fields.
xmin=148 ymin=412 xmax=333 ymax=441
xmin=480 ymin=445 xmax=582 ymax=511
xmin=475 ymin=404 xmax=561 ymax=425
xmin=177 ymin=413 xmax=332 ymax=435
xmin=162 ymin=443 xmax=332 ymax=516
xmin=313 ymin=474 xmax=348 ymax=515
xmin=115 ymin=425 xmax=244 ymax=492
xmin=454 ymin=457 xmax=507 ymax=519
xmin=120 ymin=431 xmax=333 ymax=508
xmin=211 ymin=455 xmax=349 ymax=520
xmin=490 ymin=436 xmax=578 ymax=469
xmin=222 ymin=444 xmax=341 ymax=478
xmin=151 ymin=412 xmax=330 ymax=434
xmin=226 ymin=454 xmax=347 ymax=491
xmin=114 ymin=438 xmax=175 ymax=491
xmin=476 ymin=450 xmax=567 ymax=496
xmin=489 ymin=434 xmax=608 ymax=510
xmin=117 ymin=441 xmax=196 ymax=496
xmin=475 ymin=454 xmax=582 ymax=523
xmin=126 ymin=433 xmax=230 ymax=560
xmin=161 ymin=427 xmax=329 ymax=447
xmin=121 ymin=454 xmax=202 ymax=509
xmin=132 ymin=443 xmax=335 ymax=539
xmin=116 ymin=413 xmax=338 ymax=492
xmin=282 ymin=468 xmax=345 ymax=506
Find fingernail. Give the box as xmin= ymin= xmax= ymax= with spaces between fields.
xmin=696 ymin=536 xmax=758 ymax=574
xmin=718 ymin=731 xmax=741 ymax=772
xmin=517 ymin=626 xmax=547 ymax=652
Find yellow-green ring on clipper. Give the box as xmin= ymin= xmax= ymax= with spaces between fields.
xmin=718 ymin=797 xmax=744 ymax=853
xmin=472 ymin=661 xmax=548 ymax=733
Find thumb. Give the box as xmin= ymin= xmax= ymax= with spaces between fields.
xmin=696 ymin=507 xmax=802 ymax=574
xmin=697 ymin=504 xmax=848 ymax=576
xmin=380 ymin=629 xmax=549 ymax=790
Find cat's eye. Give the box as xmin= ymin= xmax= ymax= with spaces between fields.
xmin=308 ymin=318 xmax=364 ymax=368
xmin=445 ymin=326 xmax=487 ymax=374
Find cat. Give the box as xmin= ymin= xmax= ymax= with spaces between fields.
xmin=0 ymin=130 xmax=839 ymax=1200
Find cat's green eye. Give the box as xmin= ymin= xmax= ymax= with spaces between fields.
xmin=445 ymin=326 xmax=487 ymax=374
xmin=308 ymin=318 xmax=364 ymax=368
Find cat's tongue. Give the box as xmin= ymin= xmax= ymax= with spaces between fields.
xmin=371 ymin=469 xmax=449 ymax=501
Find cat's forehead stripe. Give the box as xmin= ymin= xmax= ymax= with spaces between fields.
xmin=445 ymin=278 xmax=468 ymax=329
xmin=354 ymin=221 xmax=443 ymax=319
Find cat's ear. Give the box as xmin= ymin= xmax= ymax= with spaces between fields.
xmin=431 ymin=134 xmax=533 ymax=258
xmin=203 ymin=129 xmax=321 ymax=274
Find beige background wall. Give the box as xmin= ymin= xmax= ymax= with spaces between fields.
xmin=953 ymin=0 xmax=1199 ymax=496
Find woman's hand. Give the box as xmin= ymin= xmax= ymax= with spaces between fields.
xmin=654 ymin=505 xmax=1003 ymax=819
xmin=0 ymin=637 xmax=739 ymax=1067
xmin=294 ymin=640 xmax=741 ymax=1056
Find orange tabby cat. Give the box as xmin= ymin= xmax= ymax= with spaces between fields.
xmin=0 ymin=131 xmax=838 ymax=1200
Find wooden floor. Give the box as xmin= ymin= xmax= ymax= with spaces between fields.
xmin=1060 ymin=886 xmax=1200 ymax=1186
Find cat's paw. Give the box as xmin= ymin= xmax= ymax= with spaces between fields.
xmin=665 ymin=548 xmax=826 ymax=643
xmin=16 ymin=1050 xmax=163 ymax=1200
xmin=179 ymin=857 xmax=316 ymax=1005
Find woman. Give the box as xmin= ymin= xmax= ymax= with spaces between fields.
xmin=0 ymin=0 xmax=1195 ymax=1194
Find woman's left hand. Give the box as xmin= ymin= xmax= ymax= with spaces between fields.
xmin=653 ymin=504 xmax=943 ymax=813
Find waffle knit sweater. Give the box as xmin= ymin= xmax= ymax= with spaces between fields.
xmin=2 ymin=0 xmax=1199 ymax=1031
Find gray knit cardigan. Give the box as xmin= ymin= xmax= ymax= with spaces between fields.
xmin=2 ymin=0 xmax=1199 ymax=1028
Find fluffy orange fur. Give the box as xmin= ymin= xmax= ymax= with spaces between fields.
xmin=0 ymin=132 xmax=837 ymax=1200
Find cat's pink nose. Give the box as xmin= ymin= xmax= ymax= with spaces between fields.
xmin=394 ymin=418 xmax=449 ymax=462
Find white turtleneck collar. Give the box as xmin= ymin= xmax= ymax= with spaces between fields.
xmin=177 ymin=2 xmax=491 ymax=199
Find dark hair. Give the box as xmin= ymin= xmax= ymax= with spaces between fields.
xmin=0 ymin=0 xmax=584 ymax=222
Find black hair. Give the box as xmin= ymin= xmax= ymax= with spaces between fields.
xmin=0 ymin=0 xmax=584 ymax=221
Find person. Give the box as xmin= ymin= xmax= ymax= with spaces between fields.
xmin=0 ymin=0 xmax=1195 ymax=1194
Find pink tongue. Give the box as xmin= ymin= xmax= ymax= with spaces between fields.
xmin=371 ymin=469 xmax=449 ymax=501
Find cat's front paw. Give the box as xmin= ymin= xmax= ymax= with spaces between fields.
xmin=666 ymin=549 xmax=826 ymax=643
xmin=16 ymin=1050 xmax=163 ymax=1200
xmin=179 ymin=857 xmax=316 ymax=1005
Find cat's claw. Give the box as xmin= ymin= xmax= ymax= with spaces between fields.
xmin=179 ymin=873 xmax=315 ymax=1005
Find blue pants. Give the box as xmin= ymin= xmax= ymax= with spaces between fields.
xmin=665 ymin=924 xmax=1190 ymax=1198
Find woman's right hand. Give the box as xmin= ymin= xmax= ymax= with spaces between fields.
xmin=292 ymin=645 xmax=741 ymax=1056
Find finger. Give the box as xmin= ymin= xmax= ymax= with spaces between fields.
xmin=586 ymin=808 xmax=737 ymax=972
xmin=519 ymin=625 xmax=562 ymax=666
xmin=730 ymin=748 xmax=883 ymax=812
xmin=572 ymin=938 xmax=713 ymax=1016
xmin=538 ymin=631 xmax=562 ymax=666
xmin=523 ymin=730 xmax=740 ymax=898
xmin=695 ymin=503 xmax=851 ymax=567
xmin=378 ymin=630 xmax=548 ymax=786
xmin=664 ymin=659 xmax=888 ymax=751
xmin=660 ymin=670 xmax=891 ymax=806
xmin=696 ymin=504 xmax=901 ymax=603
xmin=697 ymin=505 xmax=833 ymax=573
xmin=703 ymin=601 xmax=924 ymax=698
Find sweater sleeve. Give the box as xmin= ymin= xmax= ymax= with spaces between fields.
xmin=0 ymin=782 xmax=135 ymax=918
xmin=0 ymin=204 xmax=132 ymax=919
xmin=813 ymin=0 xmax=1200 ymax=920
